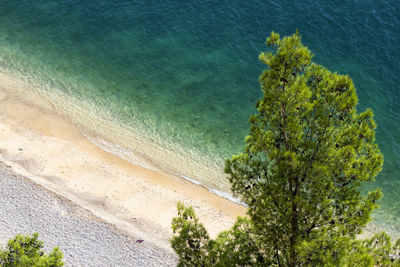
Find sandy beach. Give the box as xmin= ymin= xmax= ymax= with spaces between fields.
xmin=0 ymin=72 xmax=246 ymax=264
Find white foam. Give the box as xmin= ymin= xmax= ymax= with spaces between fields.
xmin=180 ymin=173 xmax=247 ymax=206
xmin=208 ymin=188 xmax=247 ymax=206
xmin=179 ymin=174 xmax=203 ymax=186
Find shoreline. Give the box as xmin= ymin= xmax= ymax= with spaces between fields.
xmin=0 ymin=72 xmax=246 ymax=251
xmin=0 ymin=67 xmax=233 ymax=193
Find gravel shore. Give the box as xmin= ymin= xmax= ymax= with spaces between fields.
xmin=0 ymin=164 xmax=177 ymax=266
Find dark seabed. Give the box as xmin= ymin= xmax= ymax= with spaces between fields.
xmin=0 ymin=0 xmax=399 ymax=234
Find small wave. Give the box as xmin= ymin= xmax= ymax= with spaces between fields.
xmin=208 ymin=188 xmax=246 ymax=206
xmin=179 ymin=174 xmax=202 ymax=186
xmin=179 ymin=174 xmax=246 ymax=206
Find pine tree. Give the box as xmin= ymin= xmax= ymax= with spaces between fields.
xmin=171 ymin=32 xmax=392 ymax=266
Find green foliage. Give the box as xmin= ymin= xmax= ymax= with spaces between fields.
xmin=171 ymin=31 xmax=393 ymax=266
xmin=0 ymin=233 xmax=63 ymax=267
xmin=361 ymin=232 xmax=400 ymax=266
xmin=171 ymin=202 xmax=212 ymax=266
xmin=298 ymin=232 xmax=400 ymax=266
xmin=172 ymin=203 xmax=270 ymax=266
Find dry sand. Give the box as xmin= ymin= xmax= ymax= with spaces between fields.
xmin=0 ymin=72 xmax=246 ymax=259
xmin=0 ymin=162 xmax=178 ymax=266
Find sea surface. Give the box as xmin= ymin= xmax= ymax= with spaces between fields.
xmin=0 ymin=1 xmax=399 ymax=234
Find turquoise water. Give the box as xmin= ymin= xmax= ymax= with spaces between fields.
xmin=0 ymin=1 xmax=399 ymax=233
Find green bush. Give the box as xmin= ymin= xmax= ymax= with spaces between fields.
xmin=0 ymin=233 xmax=63 ymax=267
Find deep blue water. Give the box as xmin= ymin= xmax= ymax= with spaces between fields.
xmin=0 ymin=0 xmax=399 ymax=234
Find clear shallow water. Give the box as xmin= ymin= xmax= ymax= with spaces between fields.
xmin=0 ymin=1 xmax=399 ymax=233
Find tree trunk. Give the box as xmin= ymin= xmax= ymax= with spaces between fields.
xmin=289 ymin=205 xmax=298 ymax=267
xmin=289 ymin=177 xmax=300 ymax=267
